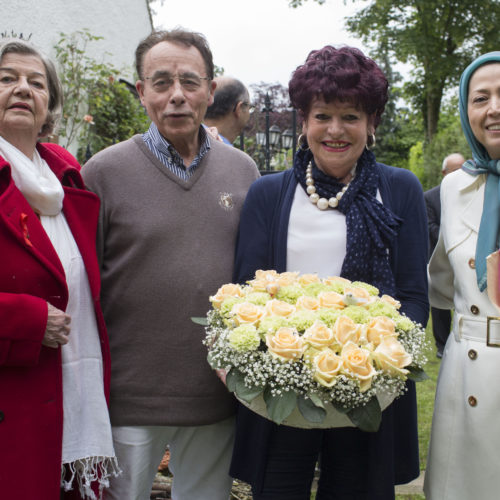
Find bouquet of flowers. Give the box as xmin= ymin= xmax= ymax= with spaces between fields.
xmin=199 ymin=270 xmax=428 ymax=432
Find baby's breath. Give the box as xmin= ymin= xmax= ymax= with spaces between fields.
xmin=204 ymin=273 xmax=428 ymax=419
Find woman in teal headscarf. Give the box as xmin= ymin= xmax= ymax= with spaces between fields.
xmin=424 ymin=52 xmax=500 ymax=500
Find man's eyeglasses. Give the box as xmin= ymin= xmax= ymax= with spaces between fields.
xmin=234 ymin=101 xmax=255 ymax=113
xmin=144 ymin=72 xmax=211 ymax=92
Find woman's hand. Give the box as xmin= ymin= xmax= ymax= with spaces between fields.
xmin=42 ymin=303 xmax=71 ymax=348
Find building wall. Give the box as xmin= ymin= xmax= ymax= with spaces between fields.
xmin=3 ymin=0 xmax=153 ymax=80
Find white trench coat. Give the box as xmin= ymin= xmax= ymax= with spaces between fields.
xmin=424 ymin=169 xmax=500 ymax=499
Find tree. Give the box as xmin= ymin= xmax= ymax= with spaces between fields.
xmin=54 ymin=30 xmax=111 ymax=148
xmin=55 ymin=30 xmax=151 ymax=161
xmin=345 ymin=0 xmax=500 ymax=142
xmin=244 ymin=82 xmax=299 ymax=170
xmin=78 ymin=76 xmax=150 ymax=163
xmin=370 ymin=43 xmax=423 ymax=169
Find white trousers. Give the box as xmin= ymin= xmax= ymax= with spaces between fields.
xmin=106 ymin=417 xmax=235 ymax=500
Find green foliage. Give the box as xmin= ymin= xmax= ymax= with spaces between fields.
xmin=414 ymin=97 xmax=471 ymax=189
xmin=79 ymin=76 xmax=150 ymax=162
xmin=288 ymin=0 xmax=326 ymax=6
xmin=408 ymin=141 xmax=425 ymax=183
xmin=54 ymin=30 xmax=111 ymax=148
xmin=55 ymin=30 xmax=150 ymax=162
xmin=345 ymin=0 xmax=500 ymax=141
xmin=371 ymin=45 xmax=423 ymax=169
xmin=346 ymin=397 xmax=382 ymax=433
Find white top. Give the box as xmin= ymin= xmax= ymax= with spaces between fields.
xmin=287 ymin=183 xmax=346 ymax=276
xmin=287 ymin=183 xmax=382 ymax=276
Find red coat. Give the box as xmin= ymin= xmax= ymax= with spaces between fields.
xmin=0 ymin=143 xmax=111 ymax=499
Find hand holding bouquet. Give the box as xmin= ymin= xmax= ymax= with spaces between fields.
xmin=200 ymin=270 xmax=428 ymax=431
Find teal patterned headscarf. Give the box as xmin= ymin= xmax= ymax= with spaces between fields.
xmin=459 ymin=51 xmax=500 ymax=291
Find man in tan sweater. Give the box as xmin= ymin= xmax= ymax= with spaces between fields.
xmin=82 ymin=28 xmax=259 ymax=500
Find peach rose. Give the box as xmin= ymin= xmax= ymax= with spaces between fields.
xmin=313 ymin=349 xmax=343 ymax=387
xmin=276 ymin=272 xmax=299 ymax=287
xmin=266 ymin=327 xmax=304 ymax=361
xmin=231 ymin=302 xmax=264 ymax=326
xmin=303 ymin=321 xmax=335 ymax=348
xmin=264 ymin=299 xmax=296 ymax=318
xmin=248 ymin=270 xmax=279 ymax=291
xmin=295 ymin=295 xmax=320 ymax=311
xmin=341 ymin=341 xmax=376 ymax=392
xmin=324 ymin=276 xmax=352 ymax=286
xmin=373 ymin=337 xmax=412 ymax=377
xmin=318 ymin=291 xmax=345 ymax=309
xmin=210 ymin=283 xmax=244 ymax=309
xmin=298 ymin=273 xmax=321 ymax=286
xmin=333 ymin=315 xmax=361 ymax=346
xmin=366 ymin=316 xmax=397 ymax=346
xmin=380 ymin=294 xmax=401 ymax=309
xmin=344 ymin=286 xmax=371 ymax=300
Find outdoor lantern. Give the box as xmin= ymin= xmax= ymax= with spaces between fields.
xmin=269 ymin=125 xmax=281 ymax=147
xmin=281 ymin=129 xmax=294 ymax=150
xmin=256 ymin=131 xmax=266 ymax=147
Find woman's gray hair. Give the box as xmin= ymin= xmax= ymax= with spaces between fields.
xmin=0 ymin=39 xmax=63 ymax=138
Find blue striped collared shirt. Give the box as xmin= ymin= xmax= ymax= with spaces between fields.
xmin=142 ymin=122 xmax=211 ymax=180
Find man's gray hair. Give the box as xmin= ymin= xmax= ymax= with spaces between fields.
xmin=205 ymin=78 xmax=247 ymax=119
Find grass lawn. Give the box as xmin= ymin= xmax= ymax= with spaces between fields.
xmin=395 ymin=319 xmax=441 ymax=500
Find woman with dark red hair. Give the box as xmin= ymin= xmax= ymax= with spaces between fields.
xmin=229 ymin=46 xmax=429 ymax=499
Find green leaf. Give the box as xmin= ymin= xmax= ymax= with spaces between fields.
xmin=347 ymin=397 xmax=382 ymax=433
xmin=307 ymin=392 xmax=325 ymax=409
xmin=235 ymin=382 xmax=264 ymax=404
xmin=207 ymin=351 xmax=217 ymax=369
xmin=226 ymin=369 xmax=243 ymax=393
xmin=225 ymin=368 xmax=263 ymax=403
xmin=331 ymin=400 xmax=350 ymax=414
xmin=263 ymin=387 xmax=297 ymax=425
xmin=407 ymin=366 xmax=430 ymax=382
xmin=191 ymin=316 xmax=208 ymax=326
xmin=297 ymin=395 xmax=326 ymax=424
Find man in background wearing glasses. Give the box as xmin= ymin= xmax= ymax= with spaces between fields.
xmin=204 ymin=76 xmax=253 ymax=146
xmin=82 ymin=28 xmax=259 ymax=500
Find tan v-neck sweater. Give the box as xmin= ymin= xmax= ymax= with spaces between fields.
xmin=82 ymin=135 xmax=259 ymax=426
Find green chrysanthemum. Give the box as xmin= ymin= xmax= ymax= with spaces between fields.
xmin=341 ymin=305 xmax=371 ymax=324
xmin=257 ymin=315 xmax=290 ymax=335
xmin=395 ymin=315 xmax=416 ymax=332
xmin=220 ymin=297 xmax=245 ymax=317
xmin=276 ymin=285 xmax=305 ymax=304
xmin=246 ymin=291 xmax=272 ymax=306
xmin=303 ymin=282 xmax=333 ymax=297
xmin=318 ymin=309 xmax=343 ymax=327
xmin=228 ymin=325 xmax=261 ymax=352
xmin=368 ymin=301 xmax=399 ymax=319
xmin=287 ymin=310 xmax=318 ymax=332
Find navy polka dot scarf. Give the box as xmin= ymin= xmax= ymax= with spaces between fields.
xmin=293 ymin=146 xmax=401 ymax=296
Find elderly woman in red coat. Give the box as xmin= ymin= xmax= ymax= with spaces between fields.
xmin=0 ymin=39 xmax=119 ymax=499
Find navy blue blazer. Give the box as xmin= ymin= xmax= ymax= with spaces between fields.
xmin=230 ymin=164 xmax=429 ymax=489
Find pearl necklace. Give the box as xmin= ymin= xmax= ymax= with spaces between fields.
xmin=305 ymin=162 xmax=354 ymax=210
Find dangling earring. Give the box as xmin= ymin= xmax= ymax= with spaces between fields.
xmin=366 ymin=134 xmax=376 ymax=150
xmin=298 ymin=134 xmax=309 ymax=151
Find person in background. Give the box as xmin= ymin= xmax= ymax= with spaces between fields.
xmin=0 ymin=39 xmax=118 ymax=499
xmin=424 ymin=51 xmax=500 ymax=500
xmin=204 ymin=76 xmax=253 ymax=145
xmin=424 ymin=152 xmax=465 ymax=357
xmin=229 ymin=45 xmax=428 ymax=500
xmin=82 ymin=29 xmax=259 ymax=500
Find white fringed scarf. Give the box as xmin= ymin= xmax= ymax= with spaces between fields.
xmin=0 ymin=136 xmax=120 ymax=499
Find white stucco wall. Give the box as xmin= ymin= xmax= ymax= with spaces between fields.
xmin=3 ymin=0 xmax=153 ymax=80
